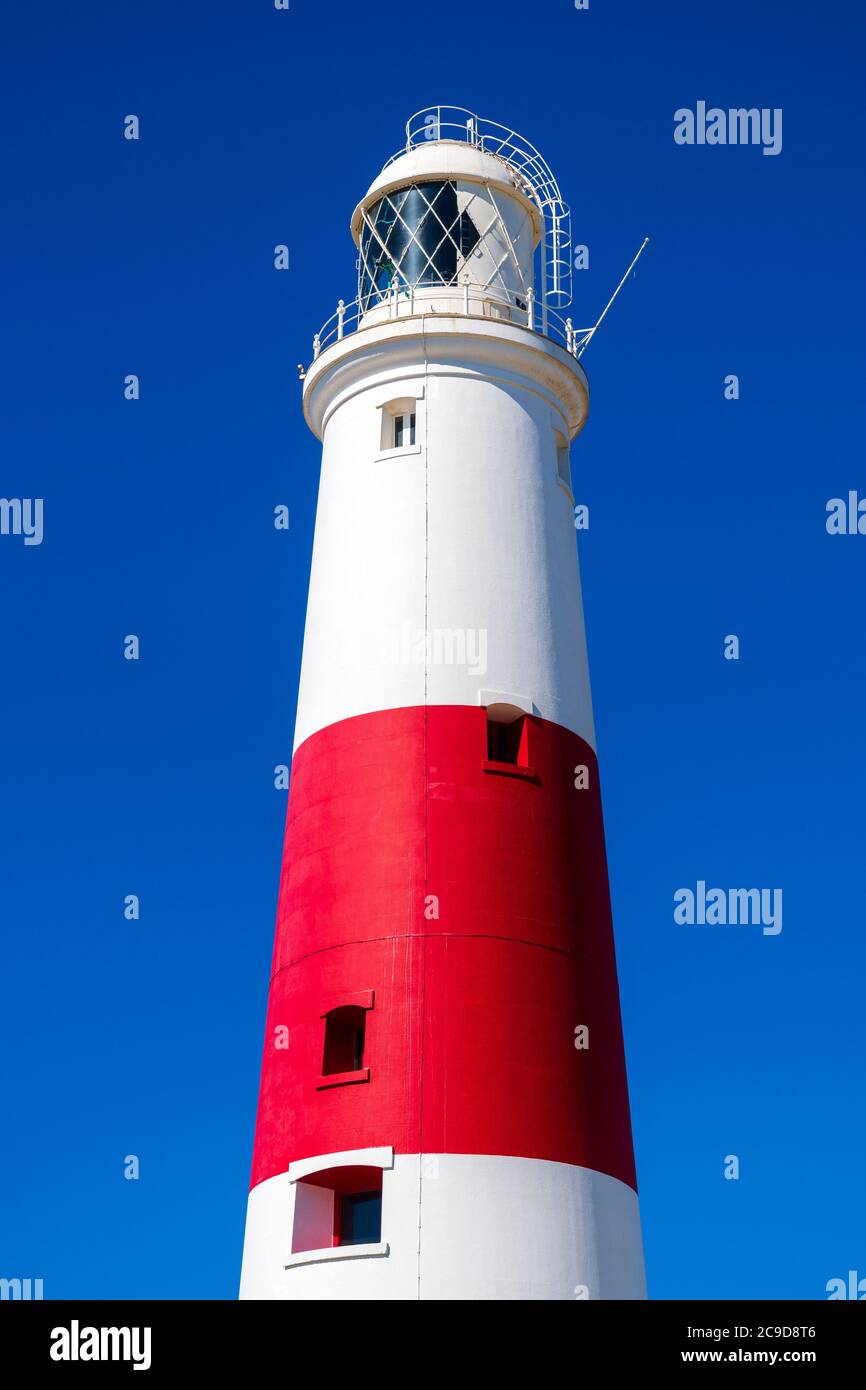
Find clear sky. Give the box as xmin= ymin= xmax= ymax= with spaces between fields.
xmin=2 ymin=0 xmax=864 ymax=1300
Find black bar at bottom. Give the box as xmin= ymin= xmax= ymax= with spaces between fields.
xmin=1 ymin=1299 xmax=861 ymax=1374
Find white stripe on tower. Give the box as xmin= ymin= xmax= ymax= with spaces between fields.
xmin=293 ymin=315 xmax=596 ymax=754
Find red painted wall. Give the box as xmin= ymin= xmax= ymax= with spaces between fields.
xmin=250 ymin=705 xmax=637 ymax=1193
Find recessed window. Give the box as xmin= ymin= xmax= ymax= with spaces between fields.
xmin=291 ymin=1165 xmax=384 ymax=1255
xmin=394 ymin=411 xmax=415 ymax=448
xmin=557 ymin=446 xmax=571 ymax=489
xmin=487 ymin=712 xmax=524 ymax=765
xmin=379 ymin=396 xmax=421 ymax=453
xmin=338 ymin=1191 xmax=382 ymax=1246
xmin=322 ymin=1005 xmax=366 ymax=1076
xmin=556 ymin=432 xmax=572 ymax=491
xmin=482 ymin=701 xmax=537 ymax=779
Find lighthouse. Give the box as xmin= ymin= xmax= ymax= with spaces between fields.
xmin=240 ymin=107 xmax=646 ymax=1300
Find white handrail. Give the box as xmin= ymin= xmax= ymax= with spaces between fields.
xmin=309 ymin=287 xmax=592 ymax=366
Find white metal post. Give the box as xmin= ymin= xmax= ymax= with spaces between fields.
xmin=541 ymin=229 xmax=549 ymax=337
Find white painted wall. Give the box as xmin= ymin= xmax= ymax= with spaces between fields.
xmin=294 ymin=319 xmax=594 ymax=754
xmin=239 ymin=1155 xmax=645 ymax=1301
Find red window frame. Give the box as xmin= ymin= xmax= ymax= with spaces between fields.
xmin=316 ymin=990 xmax=375 ymax=1090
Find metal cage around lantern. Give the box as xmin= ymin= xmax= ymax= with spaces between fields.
xmin=385 ymin=105 xmax=574 ymax=310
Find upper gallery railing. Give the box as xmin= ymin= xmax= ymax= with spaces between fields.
xmin=309 ymin=284 xmax=593 ymax=366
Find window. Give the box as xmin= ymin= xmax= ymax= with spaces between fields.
xmin=316 ymin=989 xmax=374 ymax=1089
xmin=322 ymin=1005 xmax=366 ymax=1076
xmin=290 ymin=1165 xmax=384 ymax=1255
xmin=394 ymin=411 xmax=415 ymax=448
xmin=379 ymin=396 xmax=421 ymax=453
xmin=487 ymin=712 xmax=524 ymax=765
xmin=338 ymin=1191 xmax=382 ymax=1246
xmin=556 ymin=433 xmax=572 ymax=492
xmin=482 ymin=700 xmax=537 ymax=779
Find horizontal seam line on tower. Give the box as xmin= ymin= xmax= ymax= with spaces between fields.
xmin=270 ymin=931 xmax=590 ymax=979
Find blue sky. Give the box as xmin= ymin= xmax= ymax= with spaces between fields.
xmin=1 ymin=0 xmax=864 ymax=1299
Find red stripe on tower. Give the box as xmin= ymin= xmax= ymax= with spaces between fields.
xmin=251 ymin=706 xmax=635 ymax=1191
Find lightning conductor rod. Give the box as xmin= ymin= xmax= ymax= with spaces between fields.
xmin=577 ymin=236 xmax=650 ymax=360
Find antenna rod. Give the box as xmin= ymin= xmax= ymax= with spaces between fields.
xmin=577 ymin=236 xmax=650 ymax=359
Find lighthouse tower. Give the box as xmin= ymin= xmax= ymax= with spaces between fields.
xmin=240 ymin=108 xmax=646 ymax=1301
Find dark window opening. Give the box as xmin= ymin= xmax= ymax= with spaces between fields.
xmin=322 ymin=1005 xmax=366 ymax=1076
xmin=338 ymin=1190 xmax=382 ymax=1247
xmin=291 ymin=1166 xmax=383 ymax=1255
xmin=487 ymin=713 xmax=524 ymax=765
xmin=557 ymin=443 xmax=572 ymax=489
xmin=458 ymin=209 xmax=480 ymax=258
xmin=394 ymin=412 xmax=416 ymax=448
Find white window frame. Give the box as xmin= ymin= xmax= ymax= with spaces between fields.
xmin=393 ymin=410 xmax=416 ymax=449
xmin=375 ymin=388 xmax=424 ymax=461
xmin=284 ymin=1146 xmax=394 ymax=1269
